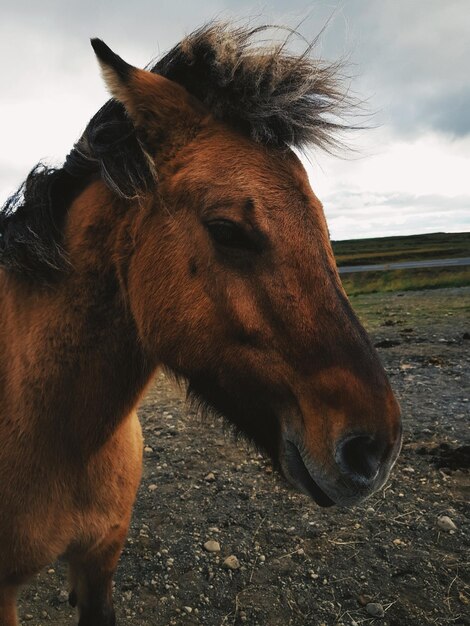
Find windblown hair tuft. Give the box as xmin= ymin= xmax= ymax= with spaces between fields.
xmin=152 ymin=22 xmax=354 ymax=149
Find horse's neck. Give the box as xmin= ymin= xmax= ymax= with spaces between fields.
xmin=0 ymin=187 xmax=155 ymax=459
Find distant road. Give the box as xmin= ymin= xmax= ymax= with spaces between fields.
xmin=338 ymin=256 xmax=470 ymax=274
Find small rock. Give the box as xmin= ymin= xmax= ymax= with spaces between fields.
xmin=259 ymin=555 xmax=266 ymax=563
xmin=148 ymin=484 xmax=157 ymax=491
xmin=223 ymin=555 xmax=240 ymax=570
xmin=203 ymin=540 xmax=221 ymax=553
xmin=24 ymin=615 xmax=33 ymax=621
xmin=144 ymin=446 xmax=153 ymax=453
xmin=204 ymin=472 xmax=216 ymax=482
xmin=366 ymin=602 xmax=385 ymax=618
xmin=58 ymin=590 xmax=69 ymax=603
xmin=183 ymin=606 xmax=193 ymax=614
xmin=437 ymin=515 xmax=457 ymax=531
xmin=375 ymin=339 xmax=401 ymax=348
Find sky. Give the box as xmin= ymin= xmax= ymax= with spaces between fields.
xmin=1 ymin=0 xmax=469 ymax=240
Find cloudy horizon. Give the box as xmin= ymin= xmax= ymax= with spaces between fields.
xmin=1 ymin=0 xmax=468 ymax=241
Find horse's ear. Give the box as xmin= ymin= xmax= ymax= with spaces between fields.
xmin=91 ymin=39 xmax=134 ymax=100
xmin=90 ymin=38 xmax=200 ymax=131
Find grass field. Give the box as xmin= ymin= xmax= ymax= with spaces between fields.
xmin=332 ymin=231 xmax=470 ymax=295
xmin=341 ymin=265 xmax=470 ymax=296
xmin=332 ymin=231 xmax=470 ymax=267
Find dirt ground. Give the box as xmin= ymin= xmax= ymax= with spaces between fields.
xmin=18 ymin=287 xmax=469 ymax=626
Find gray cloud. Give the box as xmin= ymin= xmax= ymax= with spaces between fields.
xmin=324 ymin=190 xmax=470 ymax=239
xmin=341 ymin=0 xmax=470 ymax=138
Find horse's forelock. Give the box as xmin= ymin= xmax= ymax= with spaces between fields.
xmin=152 ymin=21 xmax=356 ymax=150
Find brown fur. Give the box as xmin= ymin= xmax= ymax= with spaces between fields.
xmin=0 ymin=35 xmax=401 ymax=625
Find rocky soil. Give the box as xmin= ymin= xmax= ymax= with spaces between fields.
xmin=18 ymin=287 xmax=470 ymax=626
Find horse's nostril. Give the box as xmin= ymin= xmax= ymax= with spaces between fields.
xmin=335 ymin=434 xmax=384 ymax=483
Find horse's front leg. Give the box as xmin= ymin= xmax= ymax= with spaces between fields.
xmin=0 ymin=585 xmax=19 ymax=626
xmin=67 ymin=522 xmax=130 ymax=626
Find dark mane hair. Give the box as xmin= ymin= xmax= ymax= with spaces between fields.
xmin=0 ymin=21 xmax=354 ymax=282
xmin=154 ymin=22 xmax=352 ymax=148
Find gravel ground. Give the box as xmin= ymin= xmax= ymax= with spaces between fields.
xmin=18 ymin=287 xmax=470 ymax=626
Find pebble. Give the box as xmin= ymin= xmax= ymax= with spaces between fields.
xmin=437 ymin=515 xmax=457 ymax=531
xmin=183 ymin=606 xmax=193 ymax=614
xmin=203 ymin=540 xmax=221 ymax=553
xmin=223 ymin=555 xmax=240 ymax=570
xmin=57 ymin=590 xmax=69 ymax=603
xmin=144 ymin=446 xmax=153 ymax=453
xmin=148 ymin=484 xmax=157 ymax=491
xmin=366 ymin=602 xmax=385 ymax=618
xmin=204 ymin=472 xmax=216 ymax=482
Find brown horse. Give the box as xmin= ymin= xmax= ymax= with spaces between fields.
xmin=0 ymin=23 xmax=402 ymax=626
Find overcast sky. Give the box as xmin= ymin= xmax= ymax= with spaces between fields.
xmin=1 ymin=0 xmax=469 ymax=240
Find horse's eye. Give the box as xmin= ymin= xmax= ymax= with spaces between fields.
xmin=205 ymin=219 xmax=255 ymax=251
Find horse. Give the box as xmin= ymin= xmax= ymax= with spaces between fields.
xmin=0 ymin=23 xmax=402 ymax=626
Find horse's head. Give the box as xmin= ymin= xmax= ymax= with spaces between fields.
xmin=92 ymin=28 xmax=402 ymax=507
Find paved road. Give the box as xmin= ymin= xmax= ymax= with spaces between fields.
xmin=338 ymin=256 xmax=470 ymax=274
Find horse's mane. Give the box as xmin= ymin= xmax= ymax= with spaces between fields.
xmin=155 ymin=22 xmax=351 ymax=148
xmin=0 ymin=22 xmax=353 ymax=282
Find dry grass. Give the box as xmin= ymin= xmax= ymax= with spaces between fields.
xmin=341 ymin=266 xmax=470 ymax=296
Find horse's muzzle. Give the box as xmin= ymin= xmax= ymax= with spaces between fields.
xmin=281 ymin=425 xmax=402 ymax=507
